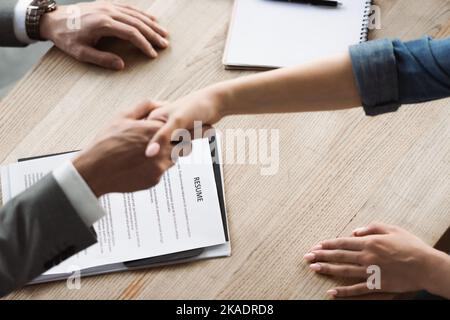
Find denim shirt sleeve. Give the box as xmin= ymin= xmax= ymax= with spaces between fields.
xmin=349 ymin=36 xmax=450 ymax=116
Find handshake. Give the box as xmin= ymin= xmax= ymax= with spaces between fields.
xmin=73 ymin=85 xmax=223 ymax=198
xmin=73 ymin=101 xmax=179 ymax=198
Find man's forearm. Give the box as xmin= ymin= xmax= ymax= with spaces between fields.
xmin=0 ymin=174 xmax=97 ymax=296
xmin=213 ymin=52 xmax=362 ymax=118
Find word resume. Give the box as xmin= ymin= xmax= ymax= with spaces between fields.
xmin=1 ymin=137 xmax=229 ymax=278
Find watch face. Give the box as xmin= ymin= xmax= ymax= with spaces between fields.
xmin=32 ymin=0 xmax=55 ymax=6
xmin=31 ymin=0 xmax=57 ymax=11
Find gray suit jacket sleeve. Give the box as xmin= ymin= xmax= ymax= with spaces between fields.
xmin=0 ymin=0 xmax=27 ymax=47
xmin=0 ymin=173 xmax=97 ymax=296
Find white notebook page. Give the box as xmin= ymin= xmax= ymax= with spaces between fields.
xmin=224 ymin=0 xmax=368 ymax=68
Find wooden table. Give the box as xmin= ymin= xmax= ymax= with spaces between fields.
xmin=1 ymin=0 xmax=449 ymax=299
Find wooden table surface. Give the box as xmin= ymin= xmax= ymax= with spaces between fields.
xmin=1 ymin=0 xmax=449 ymax=299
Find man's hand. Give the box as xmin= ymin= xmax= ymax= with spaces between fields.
xmin=40 ymin=2 xmax=169 ymax=70
xmin=304 ymin=222 xmax=450 ymax=298
xmin=73 ymin=101 xmax=174 ymax=197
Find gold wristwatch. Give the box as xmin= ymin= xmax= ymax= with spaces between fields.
xmin=25 ymin=0 xmax=58 ymax=41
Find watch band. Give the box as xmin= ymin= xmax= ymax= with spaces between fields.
xmin=25 ymin=0 xmax=58 ymax=41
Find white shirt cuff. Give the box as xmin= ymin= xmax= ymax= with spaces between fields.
xmin=52 ymin=161 xmax=105 ymax=227
xmin=14 ymin=0 xmax=37 ymax=45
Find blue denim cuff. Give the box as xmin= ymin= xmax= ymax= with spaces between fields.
xmin=349 ymin=39 xmax=401 ymax=116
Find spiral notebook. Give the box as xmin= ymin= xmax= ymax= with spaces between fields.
xmin=223 ymin=0 xmax=372 ymax=70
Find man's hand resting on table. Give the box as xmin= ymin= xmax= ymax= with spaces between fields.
xmin=40 ymin=2 xmax=169 ymax=70
xmin=304 ymin=222 xmax=450 ymax=299
xmin=73 ymin=101 xmax=174 ymax=197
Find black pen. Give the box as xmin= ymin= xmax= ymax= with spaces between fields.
xmin=273 ymin=0 xmax=343 ymax=8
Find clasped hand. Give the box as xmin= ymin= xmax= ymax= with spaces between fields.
xmin=73 ymin=101 xmax=175 ymax=197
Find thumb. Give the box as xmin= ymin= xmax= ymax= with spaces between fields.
xmin=145 ymin=119 xmax=178 ymax=158
xmin=75 ymin=46 xmax=125 ymax=70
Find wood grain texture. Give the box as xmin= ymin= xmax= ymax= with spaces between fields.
xmin=1 ymin=0 xmax=449 ymax=299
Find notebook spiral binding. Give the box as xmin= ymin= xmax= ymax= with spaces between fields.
xmin=360 ymin=0 xmax=373 ymax=42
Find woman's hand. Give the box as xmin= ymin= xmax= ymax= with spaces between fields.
xmin=40 ymin=2 xmax=169 ymax=70
xmin=304 ymin=222 xmax=450 ymax=298
xmin=144 ymin=86 xmax=227 ymax=157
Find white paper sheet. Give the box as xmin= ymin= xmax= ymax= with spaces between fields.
xmin=1 ymin=138 xmax=227 ymax=275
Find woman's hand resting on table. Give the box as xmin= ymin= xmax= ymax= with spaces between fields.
xmin=304 ymin=222 xmax=450 ymax=299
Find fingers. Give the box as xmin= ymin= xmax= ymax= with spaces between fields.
xmin=145 ymin=107 xmax=214 ymax=158
xmin=144 ymin=108 xmax=177 ymax=158
xmin=134 ymin=119 xmax=176 ymax=163
xmin=352 ymin=222 xmax=392 ymax=237
xmin=116 ymin=4 xmax=158 ymax=22
xmin=146 ymin=118 xmax=180 ymax=157
xmin=148 ymin=107 xmax=169 ymax=123
xmin=304 ymin=249 xmax=361 ymax=264
xmin=146 ymin=142 xmax=161 ymax=158
xmin=316 ymin=237 xmax=365 ymax=251
xmin=310 ymin=263 xmax=367 ymax=279
xmin=116 ymin=6 xmax=168 ymax=37
xmin=147 ymin=123 xmax=213 ymax=158
xmin=112 ymin=11 xmax=169 ymax=49
xmin=74 ymin=46 xmax=124 ymax=70
xmin=99 ymin=19 xmax=159 ymax=58
xmin=116 ymin=4 xmax=157 ymax=21
xmin=141 ymin=119 xmax=165 ymax=132
xmin=122 ymin=101 xmax=162 ymax=120
xmin=327 ymin=283 xmax=372 ymax=298
xmin=139 ymin=124 xmax=175 ymax=164
xmin=66 ymin=3 xmax=169 ymax=69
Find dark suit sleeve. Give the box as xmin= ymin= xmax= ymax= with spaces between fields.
xmin=0 ymin=174 xmax=97 ymax=296
xmin=0 ymin=0 xmax=28 ymax=47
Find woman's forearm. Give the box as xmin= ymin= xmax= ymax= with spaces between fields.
xmin=147 ymin=37 xmax=450 ymax=148
xmin=213 ymin=52 xmax=362 ymax=118
xmin=212 ymin=36 xmax=449 ymax=119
